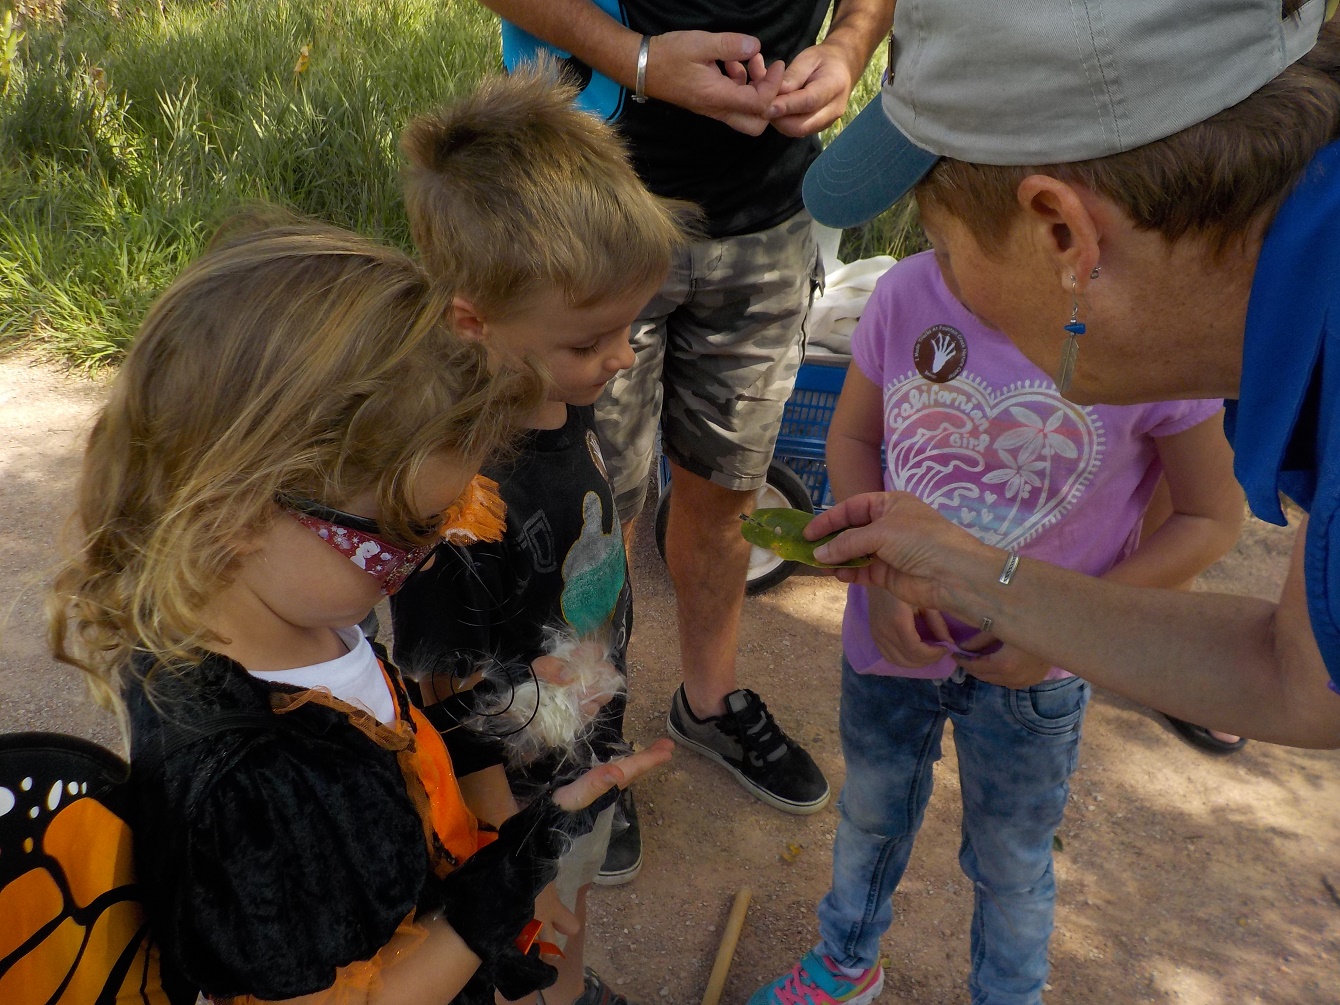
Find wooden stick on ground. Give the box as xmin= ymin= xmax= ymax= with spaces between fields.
xmin=701 ymin=887 xmax=753 ymax=1005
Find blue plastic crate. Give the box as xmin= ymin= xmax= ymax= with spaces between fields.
xmin=773 ymin=357 xmax=850 ymax=511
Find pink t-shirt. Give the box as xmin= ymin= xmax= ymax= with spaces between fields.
xmin=844 ymin=252 xmax=1223 ymax=679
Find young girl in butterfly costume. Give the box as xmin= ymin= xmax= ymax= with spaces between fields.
xmin=47 ymin=220 xmax=671 ymax=1005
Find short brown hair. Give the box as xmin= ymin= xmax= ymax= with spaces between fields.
xmin=48 ymin=221 xmax=544 ymax=694
xmin=401 ymin=62 xmax=692 ymax=317
xmin=916 ymin=17 xmax=1340 ymax=254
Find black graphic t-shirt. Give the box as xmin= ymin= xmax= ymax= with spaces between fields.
xmin=391 ymin=405 xmax=630 ymax=782
xmin=502 ymin=0 xmax=831 ymax=238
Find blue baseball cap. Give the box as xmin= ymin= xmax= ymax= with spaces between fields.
xmin=804 ymin=0 xmax=1327 ymax=230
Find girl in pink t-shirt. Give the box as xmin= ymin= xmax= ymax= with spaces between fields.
xmin=748 ymin=251 xmax=1244 ymax=1005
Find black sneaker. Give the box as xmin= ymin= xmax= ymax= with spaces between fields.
xmin=594 ymin=787 xmax=642 ymax=886
xmin=667 ymin=686 xmax=830 ymax=814
xmin=570 ymin=967 xmax=636 ymax=1005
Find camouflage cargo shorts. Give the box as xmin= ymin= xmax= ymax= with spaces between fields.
xmin=594 ymin=210 xmax=823 ymax=521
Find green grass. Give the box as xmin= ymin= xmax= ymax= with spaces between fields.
xmin=0 ymin=0 xmax=500 ymax=365
xmin=0 ymin=1 xmax=922 ymax=367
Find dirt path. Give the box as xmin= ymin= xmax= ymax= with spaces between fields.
xmin=2 ymin=352 xmax=1336 ymax=1004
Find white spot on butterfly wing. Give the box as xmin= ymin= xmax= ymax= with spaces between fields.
xmin=47 ymin=781 xmax=63 ymax=811
xmin=20 ymin=777 xmax=32 ymax=791
xmin=67 ymin=782 xmax=78 ymax=795
xmin=0 ymin=788 xmax=13 ymax=816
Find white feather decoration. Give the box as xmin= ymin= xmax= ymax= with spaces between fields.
xmin=467 ymin=628 xmax=626 ymax=766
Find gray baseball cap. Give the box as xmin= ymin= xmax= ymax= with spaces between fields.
xmin=804 ymin=0 xmax=1328 ymax=229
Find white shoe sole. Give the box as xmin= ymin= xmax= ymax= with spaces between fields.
xmin=848 ymin=967 xmax=885 ymax=1005
xmin=667 ymin=715 xmax=831 ymax=816
xmin=593 ymin=854 xmax=642 ymax=886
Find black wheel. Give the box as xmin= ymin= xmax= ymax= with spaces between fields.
xmin=654 ymin=459 xmax=815 ymax=595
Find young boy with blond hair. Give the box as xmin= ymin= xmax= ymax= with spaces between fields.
xmin=390 ymin=66 xmax=690 ymax=1005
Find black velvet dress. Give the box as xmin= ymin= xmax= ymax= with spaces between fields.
xmin=123 ymin=648 xmax=452 ymax=1001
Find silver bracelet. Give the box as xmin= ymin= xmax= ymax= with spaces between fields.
xmin=978 ymin=552 xmax=1019 ymax=632
xmin=633 ymin=34 xmax=650 ymax=104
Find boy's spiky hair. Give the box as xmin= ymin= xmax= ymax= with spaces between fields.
xmin=401 ymin=61 xmax=693 ymax=317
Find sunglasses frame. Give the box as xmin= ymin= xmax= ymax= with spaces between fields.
xmin=277 ymin=494 xmax=439 ymax=595
xmin=277 ymin=494 xmax=442 ymax=541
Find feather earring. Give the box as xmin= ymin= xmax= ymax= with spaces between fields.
xmin=1056 ymin=273 xmax=1085 ymax=394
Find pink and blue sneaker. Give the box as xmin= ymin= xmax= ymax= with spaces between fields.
xmin=746 ymin=949 xmax=884 ymax=1005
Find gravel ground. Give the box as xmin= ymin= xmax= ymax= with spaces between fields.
xmin=2 ymin=351 xmax=1336 ymax=1004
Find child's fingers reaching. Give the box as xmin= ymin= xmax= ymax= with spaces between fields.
xmin=754 ymin=59 xmax=787 ymax=104
xmin=553 ymin=739 xmax=674 ymax=811
xmin=552 ymin=765 xmax=619 ymax=812
xmin=608 ymin=738 xmax=674 ymax=783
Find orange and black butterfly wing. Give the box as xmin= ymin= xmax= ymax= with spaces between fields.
xmin=0 ymin=732 xmax=194 ymax=1005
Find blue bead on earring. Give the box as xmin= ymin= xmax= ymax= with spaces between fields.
xmin=1057 ymin=273 xmax=1085 ymax=393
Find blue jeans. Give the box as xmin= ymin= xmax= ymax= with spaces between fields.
xmin=816 ymin=660 xmax=1090 ymax=1005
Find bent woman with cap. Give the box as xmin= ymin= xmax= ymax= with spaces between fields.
xmin=804 ymin=0 xmax=1340 ymax=752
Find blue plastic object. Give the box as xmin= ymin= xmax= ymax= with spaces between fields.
xmin=772 ymin=357 xmax=849 ymax=511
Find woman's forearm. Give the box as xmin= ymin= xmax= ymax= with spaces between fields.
xmin=938 ymin=540 xmax=1340 ymax=747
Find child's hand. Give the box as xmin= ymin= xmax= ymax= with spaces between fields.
xmin=531 ymin=643 xmax=617 ymax=719
xmin=867 ymin=588 xmax=950 ymax=668
xmin=553 ymin=739 xmax=674 ymax=812
xmin=962 ymin=642 xmax=1054 ymax=689
xmin=533 ymin=882 xmax=580 ymax=938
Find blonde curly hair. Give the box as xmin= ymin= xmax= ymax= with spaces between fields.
xmin=48 ymin=219 xmax=544 ymax=701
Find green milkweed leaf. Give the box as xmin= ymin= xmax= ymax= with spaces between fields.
xmin=739 ymin=508 xmax=874 ymax=569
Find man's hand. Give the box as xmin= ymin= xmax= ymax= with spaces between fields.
xmin=867 ymin=589 xmax=949 ymax=668
xmin=963 ymin=643 xmax=1054 ymax=690
xmin=643 ymin=31 xmax=784 ymax=136
xmin=765 ymin=40 xmax=861 ymax=136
